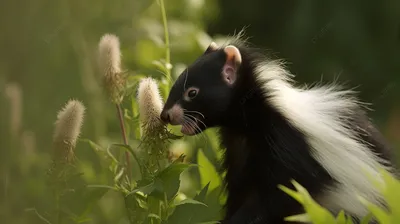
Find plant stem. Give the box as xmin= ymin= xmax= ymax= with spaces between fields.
xmin=116 ymin=104 xmax=131 ymax=179
xmin=159 ymin=0 xmax=171 ymax=87
xmin=56 ymin=192 xmax=60 ymax=224
xmin=163 ymin=192 xmax=169 ymax=220
xmin=3 ymin=169 xmax=7 ymax=204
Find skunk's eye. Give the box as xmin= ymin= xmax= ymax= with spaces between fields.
xmin=184 ymin=87 xmax=199 ymax=101
xmin=188 ymin=90 xmax=197 ymax=99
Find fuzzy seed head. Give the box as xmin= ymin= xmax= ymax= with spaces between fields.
xmin=22 ymin=130 xmax=36 ymax=154
xmin=137 ymin=77 xmax=164 ymax=133
xmin=4 ymin=82 xmax=22 ymax=139
xmin=98 ymin=33 xmax=125 ymax=104
xmin=53 ymin=99 xmax=86 ymax=162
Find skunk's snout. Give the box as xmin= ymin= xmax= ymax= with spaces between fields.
xmin=160 ymin=110 xmax=171 ymax=124
xmin=160 ymin=104 xmax=184 ymax=125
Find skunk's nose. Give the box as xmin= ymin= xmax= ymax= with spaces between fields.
xmin=160 ymin=110 xmax=171 ymax=123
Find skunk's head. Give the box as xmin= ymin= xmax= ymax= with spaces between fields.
xmin=160 ymin=42 xmax=243 ymax=135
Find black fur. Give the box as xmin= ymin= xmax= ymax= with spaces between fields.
xmin=216 ymin=44 xmax=334 ymax=224
xmin=161 ymin=39 xmax=394 ymax=224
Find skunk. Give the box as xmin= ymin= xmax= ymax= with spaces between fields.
xmin=160 ymin=36 xmax=396 ymax=224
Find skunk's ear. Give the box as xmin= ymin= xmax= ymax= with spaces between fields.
xmin=222 ymin=45 xmax=242 ymax=86
xmin=204 ymin=42 xmax=219 ymax=54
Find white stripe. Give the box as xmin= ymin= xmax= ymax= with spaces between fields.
xmin=254 ymin=61 xmax=389 ymax=218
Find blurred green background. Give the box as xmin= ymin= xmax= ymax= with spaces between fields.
xmin=0 ymin=0 xmax=399 ymax=223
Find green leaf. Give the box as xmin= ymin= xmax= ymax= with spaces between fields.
xmin=128 ymin=181 xmax=158 ymax=196
xmin=170 ymin=153 xmax=186 ymax=164
xmin=110 ymin=143 xmax=137 ymax=159
xmin=73 ymin=186 xmax=111 ymax=221
xmin=148 ymin=213 xmax=162 ymax=220
xmin=56 ymin=180 xmax=110 ymax=223
xmin=109 ymin=143 xmax=143 ymax=177
xmin=360 ymin=213 xmax=373 ymax=224
xmin=336 ymin=210 xmax=347 ymax=224
xmin=380 ymin=168 xmax=400 ymax=215
xmin=114 ymin=167 xmax=125 ymax=182
xmin=358 ymin=195 xmax=390 ymax=224
xmin=157 ymin=162 xmax=194 ymax=180
xmin=131 ymin=95 xmax=142 ymax=139
xmin=129 ymin=163 xmax=194 ymax=201
xmin=152 ymin=60 xmax=167 ymax=73
xmin=147 ymin=195 xmax=162 ymax=221
xmin=346 ymin=216 xmax=354 ymax=224
xmin=125 ymin=193 xmax=148 ymax=224
xmin=278 ymin=185 xmax=304 ymax=204
xmin=162 ymin=164 xmax=217 ymax=223
xmin=168 ymin=185 xmax=223 ymax=223
xmin=167 ymin=201 xmax=209 ymax=224
xmin=82 ymin=186 xmax=110 ymax=203
xmin=194 ymin=182 xmax=210 ymax=203
xmin=80 ymin=138 xmax=104 ymax=152
xmin=284 ymin=213 xmax=310 ymax=223
xmin=197 ymin=148 xmax=221 ymax=193
xmin=81 ymin=139 xmax=119 ymax=171
xmin=154 ymin=163 xmax=195 ymax=200
xmin=201 ymin=186 xmax=225 ymax=221
xmin=166 ymin=131 xmax=183 ymax=140
xmin=86 ymin=184 xmax=117 ymax=191
xmin=280 ymin=180 xmax=336 ymax=224
xmin=174 ymin=198 xmax=208 ymax=207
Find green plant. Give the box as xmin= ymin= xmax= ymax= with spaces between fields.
xmin=24 ymin=0 xmax=399 ymax=223
xmin=29 ymin=1 xmax=225 ymax=223
xmin=280 ymin=168 xmax=400 ymax=224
